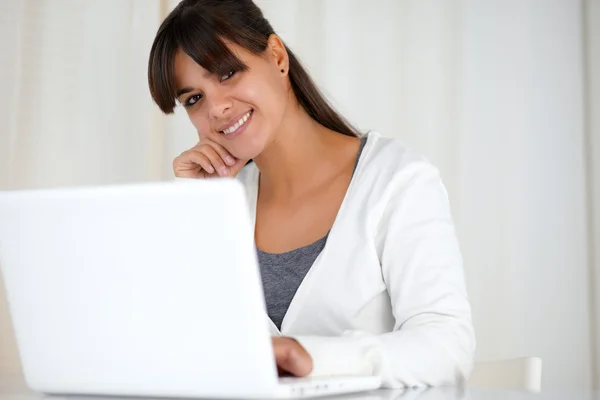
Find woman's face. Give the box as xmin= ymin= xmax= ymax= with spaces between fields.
xmin=173 ymin=40 xmax=288 ymax=160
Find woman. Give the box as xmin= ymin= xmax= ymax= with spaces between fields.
xmin=148 ymin=0 xmax=475 ymax=387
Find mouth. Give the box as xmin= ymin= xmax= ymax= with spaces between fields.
xmin=219 ymin=109 xmax=253 ymax=137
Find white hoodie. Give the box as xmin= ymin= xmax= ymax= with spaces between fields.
xmin=236 ymin=131 xmax=475 ymax=388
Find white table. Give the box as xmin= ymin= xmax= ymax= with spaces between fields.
xmin=1 ymin=379 xmax=598 ymax=400
xmin=0 ymin=367 xmax=596 ymax=400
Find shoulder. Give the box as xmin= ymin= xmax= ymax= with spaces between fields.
xmin=362 ymin=134 xmax=456 ymax=257
xmin=359 ymin=131 xmax=443 ymax=198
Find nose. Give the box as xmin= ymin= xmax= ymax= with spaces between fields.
xmin=208 ymin=90 xmax=233 ymax=120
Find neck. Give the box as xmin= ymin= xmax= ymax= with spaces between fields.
xmin=253 ymin=103 xmax=351 ymax=200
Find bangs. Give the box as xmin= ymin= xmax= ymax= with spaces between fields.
xmin=148 ymin=10 xmax=248 ymax=114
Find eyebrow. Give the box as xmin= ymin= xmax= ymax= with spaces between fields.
xmin=176 ymin=71 xmax=214 ymax=99
xmin=176 ymin=87 xmax=194 ymax=99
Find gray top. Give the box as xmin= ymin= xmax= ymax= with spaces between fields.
xmin=257 ymin=135 xmax=368 ymax=330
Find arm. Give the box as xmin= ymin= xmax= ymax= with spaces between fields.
xmin=293 ymin=161 xmax=475 ymax=387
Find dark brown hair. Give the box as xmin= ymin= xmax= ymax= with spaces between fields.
xmin=148 ymin=0 xmax=359 ymax=137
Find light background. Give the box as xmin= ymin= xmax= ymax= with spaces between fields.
xmin=0 ymin=0 xmax=599 ymax=391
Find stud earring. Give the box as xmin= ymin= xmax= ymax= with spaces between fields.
xmin=281 ymin=69 xmax=285 ymax=73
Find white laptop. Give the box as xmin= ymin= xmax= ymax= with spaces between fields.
xmin=0 ymin=179 xmax=381 ymax=399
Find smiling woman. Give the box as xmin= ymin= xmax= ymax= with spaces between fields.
xmin=146 ymin=0 xmax=475 ymax=388
xmin=148 ymin=0 xmax=357 ymax=163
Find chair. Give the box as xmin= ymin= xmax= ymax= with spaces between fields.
xmin=468 ymin=357 xmax=543 ymax=392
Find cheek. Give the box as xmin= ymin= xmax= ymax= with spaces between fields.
xmin=187 ymin=110 xmax=211 ymax=137
xmin=241 ymin=75 xmax=286 ymax=118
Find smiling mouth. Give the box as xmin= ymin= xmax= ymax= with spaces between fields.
xmin=220 ymin=110 xmax=253 ymax=135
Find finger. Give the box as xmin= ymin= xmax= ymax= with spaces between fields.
xmin=173 ymin=155 xmax=202 ymax=178
xmin=273 ymin=339 xmax=312 ymax=377
xmin=205 ymin=141 xmax=237 ymax=167
xmin=199 ymin=145 xmax=230 ymax=177
xmin=177 ymin=151 xmax=215 ymax=177
xmin=276 ymin=346 xmax=312 ymax=377
xmin=277 ymin=367 xmax=293 ymax=378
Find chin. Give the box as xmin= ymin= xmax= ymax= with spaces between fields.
xmin=235 ymin=148 xmax=263 ymax=162
xmin=228 ymin=136 xmax=268 ymax=161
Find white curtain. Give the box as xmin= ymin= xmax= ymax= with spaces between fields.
xmin=0 ymin=0 xmax=597 ymax=390
xmin=585 ymin=0 xmax=600 ymax=386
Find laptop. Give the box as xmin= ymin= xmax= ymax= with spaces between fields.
xmin=0 ymin=179 xmax=381 ymax=398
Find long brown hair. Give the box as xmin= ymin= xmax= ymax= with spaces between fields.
xmin=148 ymin=0 xmax=359 ymax=138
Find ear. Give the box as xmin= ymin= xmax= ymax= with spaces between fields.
xmin=267 ymin=34 xmax=289 ymax=75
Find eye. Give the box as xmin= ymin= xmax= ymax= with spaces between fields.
xmin=184 ymin=94 xmax=203 ymax=107
xmin=220 ymin=70 xmax=236 ymax=82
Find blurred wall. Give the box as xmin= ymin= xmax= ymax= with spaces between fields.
xmin=0 ymin=0 xmax=598 ymax=390
xmin=586 ymin=0 xmax=600 ymax=387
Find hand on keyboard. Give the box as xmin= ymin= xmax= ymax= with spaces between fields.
xmin=272 ymin=337 xmax=313 ymax=377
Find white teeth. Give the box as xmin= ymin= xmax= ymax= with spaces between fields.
xmin=222 ymin=111 xmax=252 ymax=135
